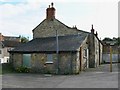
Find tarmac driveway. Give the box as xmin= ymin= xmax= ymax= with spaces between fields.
xmin=1 ymin=64 xmax=119 ymax=88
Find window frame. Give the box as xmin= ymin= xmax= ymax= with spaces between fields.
xmin=46 ymin=54 xmax=53 ymax=64
xmin=83 ymin=49 xmax=88 ymax=59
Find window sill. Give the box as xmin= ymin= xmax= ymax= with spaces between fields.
xmin=45 ymin=61 xmax=53 ymax=64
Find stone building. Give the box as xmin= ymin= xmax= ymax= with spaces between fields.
xmin=9 ymin=3 xmax=103 ymax=74
xmin=0 ymin=33 xmax=21 ymax=63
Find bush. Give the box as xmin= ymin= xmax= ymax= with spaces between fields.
xmin=15 ymin=66 xmax=30 ymax=73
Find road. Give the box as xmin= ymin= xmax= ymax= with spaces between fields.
xmin=1 ymin=63 xmax=119 ymax=88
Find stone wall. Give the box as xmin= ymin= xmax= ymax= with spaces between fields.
xmin=94 ymin=36 xmax=100 ymax=67
xmin=88 ymin=33 xmax=95 ymax=68
xmin=80 ymin=36 xmax=89 ymax=71
xmin=12 ymin=53 xmax=22 ymax=68
xmin=59 ymin=52 xmax=77 ymax=74
xmin=99 ymin=43 xmax=103 ymax=64
xmin=88 ymin=34 xmax=103 ymax=68
xmin=33 ymin=19 xmax=83 ymax=38
xmin=10 ymin=52 xmax=79 ymax=74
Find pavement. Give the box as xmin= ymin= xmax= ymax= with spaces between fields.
xmin=1 ymin=63 xmax=119 ymax=88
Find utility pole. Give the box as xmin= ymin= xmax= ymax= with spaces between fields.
xmin=110 ymin=45 xmax=112 ymax=72
xmin=56 ymin=30 xmax=59 ymax=74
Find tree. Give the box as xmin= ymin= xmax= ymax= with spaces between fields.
xmin=116 ymin=37 xmax=120 ymax=45
xmin=20 ymin=36 xmax=29 ymax=43
xmin=102 ymin=37 xmax=112 ymax=41
xmin=102 ymin=37 xmax=120 ymax=46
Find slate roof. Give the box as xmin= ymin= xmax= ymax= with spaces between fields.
xmin=2 ymin=40 xmax=21 ymax=47
xmin=4 ymin=36 xmax=20 ymax=42
xmin=10 ymin=34 xmax=88 ymax=53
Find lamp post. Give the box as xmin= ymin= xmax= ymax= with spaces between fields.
xmin=110 ymin=45 xmax=112 ymax=72
xmin=56 ymin=30 xmax=59 ymax=74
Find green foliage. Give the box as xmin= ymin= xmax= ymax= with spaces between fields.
xmin=102 ymin=37 xmax=120 ymax=45
xmin=117 ymin=37 xmax=120 ymax=45
xmin=63 ymin=69 xmax=70 ymax=75
xmin=45 ymin=70 xmax=51 ymax=74
xmin=102 ymin=37 xmax=112 ymax=41
xmin=19 ymin=35 xmax=29 ymax=43
xmin=15 ymin=66 xmax=30 ymax=73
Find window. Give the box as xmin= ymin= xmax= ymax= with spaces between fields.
xmin=7 ymin=58 xmax=9 ymax=63
xmin=46 ymin=54 xmax=53 ymax=63
xmin=85 ymin=49 xmax=87 ymax=57
xmin=84 ymin=49 xmax=88 ymax=58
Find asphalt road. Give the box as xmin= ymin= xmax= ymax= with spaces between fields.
xmin=1 ymin=64 xmax=119 ymax=88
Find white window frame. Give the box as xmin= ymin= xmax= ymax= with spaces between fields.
xmin=83 ymin=49 xmax=88 ymax=59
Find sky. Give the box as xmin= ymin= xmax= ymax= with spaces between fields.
xmin=0 ymin=0 xmax=118 ymax=40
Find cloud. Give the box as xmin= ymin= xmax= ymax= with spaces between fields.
xmin=0 ymin=1 xmax=43 ymax=18
xmin=0 ymin=1 xmax=118 ymax=40
xmin=0 ymin=0 xmax=44 ymax=39
xmin=0 ymin=0 xmax=13 ymax=1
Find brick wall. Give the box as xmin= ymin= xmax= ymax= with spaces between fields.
xmin=0 ymin=33 xmax=4 ymax=41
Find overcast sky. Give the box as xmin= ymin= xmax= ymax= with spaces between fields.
xmin=0 ymin=0 xmax=118 ymax=40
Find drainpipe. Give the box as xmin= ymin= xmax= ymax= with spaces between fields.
xmin=56 ymin=30 xmax=59 ymax=74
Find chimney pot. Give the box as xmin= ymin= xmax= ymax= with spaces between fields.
xmin=51 ymin=2 xmax=54 ymax=7
xmin=95 ymin=31 xmax=98 ymax=37
xmin=91 ymin=24 xmax=94 ymax=34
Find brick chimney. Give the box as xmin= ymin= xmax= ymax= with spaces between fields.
xmin=0 ymin=33 xmax=4 ymax=41
xmin=46 ymin=2 xmax=55 ymax=20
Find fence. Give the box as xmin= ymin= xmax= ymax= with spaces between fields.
xmin=102 ymin=54 xmax=120 ymax=63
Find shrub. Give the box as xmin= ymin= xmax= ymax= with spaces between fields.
xmin=15 ymin=66 xmax=30 ymax=73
